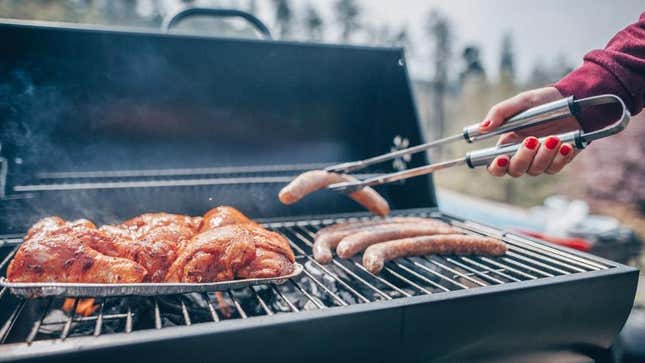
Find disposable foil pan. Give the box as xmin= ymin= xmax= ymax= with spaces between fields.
xmin=0 ymin=263 xmax=303 ymax=298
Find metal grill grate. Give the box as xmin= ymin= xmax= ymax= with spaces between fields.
xmin=14 ymin=163 xmax=384 ymax=193
xmin=0 ymin=210 xmax=612 ymax=348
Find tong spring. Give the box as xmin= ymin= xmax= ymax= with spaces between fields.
xmin=328 ymin=94 xmax=630 ymax=193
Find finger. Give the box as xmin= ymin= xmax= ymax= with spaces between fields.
xmin=480 ymin=92 xmax=535 ymax=132
xmin=546 ymin=143 xmax=576 ymax=174
xmin=527 ymin=136 xmax=561 ymax=176
xmin=487 ymin=155 xmax=509 ymax=177
xmin=497 ymin=132 xmax=522 ymax=146
xmin=508 ymin=137 xmax=539 ymax=177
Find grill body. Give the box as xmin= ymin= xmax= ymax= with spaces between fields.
xmin=0 ymin=19 xmax=638 ymax=363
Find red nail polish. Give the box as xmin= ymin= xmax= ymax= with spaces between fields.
xmin=497 ymin=157 xmax=508 ymax=167
xmin=560 ymin=144 xmax=572 ymax=156
xmin=545 ymin=136 xmax=559 ymax=150
xmin=481 ymin=120 xmax=491 ymax=128
xmin=524 ymin=137 xmax=538 ymax=150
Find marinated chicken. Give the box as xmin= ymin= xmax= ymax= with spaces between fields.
xmin=7 ymin=218 xmax=148 ymax=283
xmin=200 ymin=206 xmax=259 ymax=231
xmin=7 ymin=207 xmax=296 ymax=284
xmin=162 ymin=206 xmax=294 ymax=282
xmin=99 ymin=213 xmax=202 ymax=281
xmin=236 ymin=225 xmax=295 ymax=279
xmin=164 ymin=225 xmax=256 ymax=282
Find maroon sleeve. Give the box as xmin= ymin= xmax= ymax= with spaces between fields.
xmin=554 ymin=12 xmax=645 ymax=131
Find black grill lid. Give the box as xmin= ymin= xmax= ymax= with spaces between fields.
xmin=0 ymin=20 xmax=435 ymax=222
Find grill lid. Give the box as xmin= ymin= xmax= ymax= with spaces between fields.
xmin=0 ymin=19 xmax=436 ymax=217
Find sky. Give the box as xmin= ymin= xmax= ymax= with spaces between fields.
xmin=244 ymin=0 xmax=643 ymax=81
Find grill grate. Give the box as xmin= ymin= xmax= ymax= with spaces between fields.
xmin=15 ymin=164 xmax=386 ymax=193
xmin=0 ymin=210 xmax=612 ymax=348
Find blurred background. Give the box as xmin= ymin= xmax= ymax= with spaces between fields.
xmin=1 ymin=1 xmax=644 ymax=359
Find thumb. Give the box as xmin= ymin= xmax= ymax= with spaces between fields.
xmin=497 ymin=132 xmax=522 ymax=146
xmin=481 ymin=92 xmax=534 ymax=132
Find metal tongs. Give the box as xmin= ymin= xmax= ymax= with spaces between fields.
xmin=327 ymin=94 xmax=630 ymax=193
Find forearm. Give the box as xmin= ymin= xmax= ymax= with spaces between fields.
xmin=554 ymin=12 xmax=645 ymax=131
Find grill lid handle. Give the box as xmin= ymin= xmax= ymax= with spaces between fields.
xmin=161 ymin=7 xmax=273 ymax=40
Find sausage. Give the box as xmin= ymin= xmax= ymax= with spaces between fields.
xmin=312 ymin=217 xmax=453 ymax=264
xmin=278 ymin=170 xmax=390 ymax=216
xmin=335 ymin=223 xmax=459 ymax=259
xmin=362 ymin=235 xmax=507 ymax=274
xmin=315 ymin=217 xmax=444 ymax=236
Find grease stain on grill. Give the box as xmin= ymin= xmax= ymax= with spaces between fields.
xmin=0 ymin=212 xmax=611 ymax=346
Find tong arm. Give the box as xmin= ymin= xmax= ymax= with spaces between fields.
xmin=325 ymin=96 xmax=578 ymax=174
xmin=329 ymin=94 xmax=630 ymax=193
xmin=462 ymin=96 xmax=577 ymax=142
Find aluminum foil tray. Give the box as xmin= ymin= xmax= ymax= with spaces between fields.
xmin=0 ymin=263 xmax=303 ymax=298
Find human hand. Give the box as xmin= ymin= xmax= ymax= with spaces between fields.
xmin=481 ymin=87 xmax=581 ymax=177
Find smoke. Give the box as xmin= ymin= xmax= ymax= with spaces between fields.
xmin=1 ymin=65 xmax=126 ymax=226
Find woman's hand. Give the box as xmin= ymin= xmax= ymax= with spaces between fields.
xmin=482 ymin=87 xmax=581 ymax=177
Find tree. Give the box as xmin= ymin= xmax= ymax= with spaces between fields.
xmin=304 ymin=3 xmax=324 ymax=40
xmin=335 ymin=0 xmax=360 ymax=42
xmin=499 ymin=32 xmax=514 ymax=79
xmin=425 ymin=9 xmax=451 ymax=141
xmin=460 ymin=45 xmax=485 ymax=82
xmin=273 ymin=0 xmax=293 ymax=39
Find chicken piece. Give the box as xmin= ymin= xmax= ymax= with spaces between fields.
xmin=200 ymin=206 xmax=259 ymax=231
xmin=23 ymin=216 xmax=66 ymax=241
xmin=7 ymin=223 xmax=147 ymax=283
xmin=98 ymin=213 xmax=202 ymax=281
xmin=237 ymin=226 xmax=295 ymax=279
xmin=200 ymin=207 xmax=294 ymax=278
xmin=165 ymin=225 xmax=256 ymax=282
xmin=95 ymin=225 xmax=176 ymax=282
xmin=68 ymin=219 xmax=97 ymax=230
xmin=121 ymin=213 xmax=202 ymax=236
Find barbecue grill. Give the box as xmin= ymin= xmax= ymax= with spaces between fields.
xmin=0 ymin=16 xmax=638 ymax=363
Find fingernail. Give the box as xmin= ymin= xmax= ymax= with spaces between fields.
xmin=497 ymin=157 xmax=509 ymax=167
xmin=545 ymin=136 xmax=559 ymax=150
xmin=560 ymin=144 xmax=572 ymax=156
xmin=481 ymin=120 xmax=491 ymax=128
xmin=524 ymin=137 xmax=539 ymax=150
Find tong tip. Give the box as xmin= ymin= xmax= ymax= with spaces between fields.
xmin=327 ymin=180 xmax=365 ymax=193
xmin=324 ymin=161 xmax=362 ymax=174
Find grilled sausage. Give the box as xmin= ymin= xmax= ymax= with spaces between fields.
xmin=278 ymin=170 xmax=390 ymax=217
xmin=362 ymin=235 xmax=507 ymax=274
xmin=312 ymin=217 xmax=453 ymax=264
xmin=336 ymin=223 xmax=459 ymax=259
xmin=315 ymin=217 xmax=441 ymax=235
